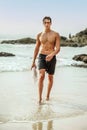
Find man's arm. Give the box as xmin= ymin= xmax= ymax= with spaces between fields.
xmin=31 ymin=34 xmax=41 ymax=69
xmin=51 ymin=32 xmax=60 ymax=56
xmin=46 ymin=33 xmax=60 ymax=61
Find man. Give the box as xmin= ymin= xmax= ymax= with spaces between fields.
xmin=31 ymin=16 xmax=60 ymax=104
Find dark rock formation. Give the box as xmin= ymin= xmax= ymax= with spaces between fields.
xmin=73 ymin=54 xmax=87 ymax=63
xmin=60 ymin=36 xmax=80 ymax=47
xmin=70 ymin=28 xmax=87 ymax=46
xmin=60 ymin=28 xmax=87 ymax=47
xmin=71 ymin=64 xmax=87 ymax=68
xmin=0 ymin=52 xmax=15 ymax=57
xmin=0 ymin=28 xmax=87 ymax=47
xmin=1 ymin=37 xmax=36 ymax=44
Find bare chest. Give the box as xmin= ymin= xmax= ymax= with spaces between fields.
xmin=39 ymin=33 xmax=56 ymax=44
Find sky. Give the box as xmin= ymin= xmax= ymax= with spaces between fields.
xmin=0 ymin=0 xmax=87 ymax=39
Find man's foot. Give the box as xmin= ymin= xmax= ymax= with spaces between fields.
xmin=46 ymin=96 xmax=49 ymax=101
xmin=38 ymin=98 xmax=42 ymax=105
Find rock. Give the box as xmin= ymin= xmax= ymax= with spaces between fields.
xmin=0 ymin=28 xmax=87 ymax=47
xmin=61 ymin=36 xmax=67 ymax=41
xmin=73 ymin=54 xmax=87 ymax=63
xmin=71 ymin=64 xmax=87 ymax=68
xmin=60 ymin=36 xmax=68 ymax=46
xmin=70 ymin=28 xmax=87 ymax=46
xmin=0 ymin=52 xmax=15 ymax=57
xmin=60 ymin=28 xmax=87 ymax=47
xmin=60 ymin=38 xmax=80 ymax=47
xmin=1 ymin=37 xmax=36 ymax=44
xmin=83 ymin=57 xmax=87 ymax=63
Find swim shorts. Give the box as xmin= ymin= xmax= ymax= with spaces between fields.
xmin=38 ymin=54 xmax=56 ymax=75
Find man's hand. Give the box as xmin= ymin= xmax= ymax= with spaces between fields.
xmin=31 ymin=62 xmax=36 ymax=70
xmin=46 ymin=54 xmax=54 ymax=62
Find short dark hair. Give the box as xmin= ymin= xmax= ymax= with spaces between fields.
xmin=43 ymin=16 xmax=52 ymax=23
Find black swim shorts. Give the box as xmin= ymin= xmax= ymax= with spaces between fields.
xmin=38 ymin=54 xmax=57 ymax=75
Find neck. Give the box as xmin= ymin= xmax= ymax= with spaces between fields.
xmin=44 ymin=28 xmax=51 ymax=33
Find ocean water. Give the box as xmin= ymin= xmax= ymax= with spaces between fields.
xmin=0 ymin=44 xmax=87 ymax=72
xmin=0 ymin=43 xmax=87 ymax=124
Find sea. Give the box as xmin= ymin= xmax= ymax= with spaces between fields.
xmin=0 ymin=43 xmax=87 ymax=72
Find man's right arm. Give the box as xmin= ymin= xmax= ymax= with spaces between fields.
xmin=31 ymin=34 xmax=41 ymax=69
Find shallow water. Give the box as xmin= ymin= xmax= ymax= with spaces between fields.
xmin=0 ymin=66 xmax=87 ymax=124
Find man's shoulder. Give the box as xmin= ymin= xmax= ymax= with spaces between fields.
xmin=37 ymin=32 xmax=42 ymax=38
xmin=51 ymin=30 xmax=60 ymax=36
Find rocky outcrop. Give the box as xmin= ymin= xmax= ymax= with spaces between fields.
xmin=60 ymin=28 xmax=87 ymax=47
xmin=71 ymin=64 xmax=87 ymax=68
xmin=0 ymin=28 xmax=87 ymax=47
xmin=1 ymin=37 xmax=36 ymax=44
xmin=60 ymin=38 xmax=80 ymax=47
xmin=70 ymin=28 xmax=87 ymax=46
xmin=0 ymin=52 xmax=15 ymax=57
xmin=60 ymin=36 xmax=68 ymax=46
xmin=73 ymin=54 xmax=87 ymax=63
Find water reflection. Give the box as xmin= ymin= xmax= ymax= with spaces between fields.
xmin=30 ymin=101 xmax=56 ymax=121
xmin=32 ymin=103 xmax=54 ymax=130
xmin=47 ymin=120 xmax=53 ymax=130
xmin=32 ymin=122 xmax=43 ymax=130
xmin=32 ymin=120 xmax=53 ymax=130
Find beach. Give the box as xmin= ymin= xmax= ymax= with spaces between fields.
xmin=0 ymin=67 xmax=87 ymax=130
xmin=0 ymin=0 xmax=87 ymax=129
xmin=0 ymin=44 xmax=87 ymax=129
xmin=0 ymin=115 xmax=87 ymax=130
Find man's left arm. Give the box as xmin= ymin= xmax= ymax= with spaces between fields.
xmin=46 ymin=33 xmax=60 ymax=61
xmin=51 ymin=32 xmax=60 ymax=56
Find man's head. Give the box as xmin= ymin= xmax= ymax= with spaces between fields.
xmin=43 ymin=16 xmax=52 ymax=30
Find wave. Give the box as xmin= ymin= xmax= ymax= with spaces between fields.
xmin=0 ymin=44 xmax=87 ymax=72
xmin=0 ymin=57 xmax=86 ymax=72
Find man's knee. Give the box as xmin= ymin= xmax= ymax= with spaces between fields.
xmin=39 ymin=70 xmax=45 ymax=81
xmin=39 ymin=73 xmax=45 ymax=81
xmin=48 ymin=75 xmax=53 ymax=82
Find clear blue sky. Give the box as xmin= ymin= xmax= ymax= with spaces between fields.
xmin=0 ymin=0 xmax=87 ymax=38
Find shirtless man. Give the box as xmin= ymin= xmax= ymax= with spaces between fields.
xmin=31 ymin=16 xmax=60 ymax=104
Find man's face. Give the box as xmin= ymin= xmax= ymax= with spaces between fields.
xmin=43 ymin=19 xmax=51 ymax=29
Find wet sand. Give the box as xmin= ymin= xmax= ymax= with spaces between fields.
xmin=0 ymin=114 xmax=87 ymax=130
xmin=0 ymin=67 xmax=87 ymax=130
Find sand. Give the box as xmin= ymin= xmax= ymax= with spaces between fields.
xmin=0 ymin=68 xmax=87 ymax=130
xmin=0 ymin=114 xmax=87 ymax=130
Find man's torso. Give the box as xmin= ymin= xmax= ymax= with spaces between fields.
xmin=38 ymin=30 xmax=57 ymax=55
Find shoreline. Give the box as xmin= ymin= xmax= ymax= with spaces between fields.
xmin=0 ymin=114 xmax=87 ymax=130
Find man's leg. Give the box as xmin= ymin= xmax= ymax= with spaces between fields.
xmin=46 ymin=74 xmax=53 ymax=100
xmin=38 ymin=69 xmax=45 ymax=103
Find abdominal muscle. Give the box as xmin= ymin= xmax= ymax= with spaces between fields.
xmin=39 ymin=43 xmax=55 ymax=55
